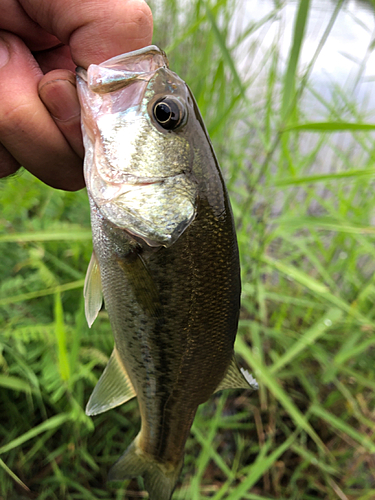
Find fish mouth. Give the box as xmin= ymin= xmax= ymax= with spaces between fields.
xmin=76 ymin=45 xmax=170 ymax=127
xmin=77 ymin=45 xmax=168 ymax=96
xmin=93 ymin=175 xmax=182 ymax=207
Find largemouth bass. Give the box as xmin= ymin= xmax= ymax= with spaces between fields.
xmin=76 ymin=45 xmax=257 ymax=500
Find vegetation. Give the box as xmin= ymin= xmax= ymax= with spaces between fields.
xmin=1 ymin=0 xmax=375 ymax=498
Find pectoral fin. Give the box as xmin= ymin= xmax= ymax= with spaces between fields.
xmin=116 ymin=250 xmax=162 ymax=318
xmin=86 ymin=348 xmax=136 ymax=416
xmin=214 ymin=355 xmax=258 ymax=393
xmin=84 ymin=251 xmax=103 ymax=328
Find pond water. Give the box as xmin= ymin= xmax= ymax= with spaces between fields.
xmin=235 ymin=0 xmax=375 ymax=114
xmin=227 ymin=1 xmax=375 ymax=216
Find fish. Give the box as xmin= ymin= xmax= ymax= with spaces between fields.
xmin=76 ymin=45 xmax=258 ymax=500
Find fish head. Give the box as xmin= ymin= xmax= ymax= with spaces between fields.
xmin=77 ymin=46 xmax=198 ymax=248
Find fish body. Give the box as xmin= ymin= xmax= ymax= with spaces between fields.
xmin=77 ymin=46 xmax=257 ymax=500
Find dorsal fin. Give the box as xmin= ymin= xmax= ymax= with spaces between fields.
xmin=86 ymin=348 xmax=137 ymax=416
xmin=84 ymin=251 xmax=103 ymax=328
xmin=214 ymin=355 xmax=258 ymax=393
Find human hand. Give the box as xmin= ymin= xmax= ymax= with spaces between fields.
xmin=0 ymin=0 xmax=153 ymax=190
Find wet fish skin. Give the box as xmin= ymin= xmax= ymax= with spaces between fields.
xmin=77 ymin=46 xmax=256 ymax=500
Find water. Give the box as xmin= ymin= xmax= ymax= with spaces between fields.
xmin=230 ymin=1 xmax=375 ymax=216
xmin=235 ymin=0 xmax=375 ymax=114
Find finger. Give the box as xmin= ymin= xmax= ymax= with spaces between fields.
xmin=33 ymin=44 xmax=76 ymax=73
xmin=0 ymin=0 xmax=60 ymax=51
xmin=38 ymin=70 xmax=84 ymax=159
xmin=19 ymin=0 xmax=153 ymax=67
xmin=0 ymin=143 xmax=21 ymax=178
xmin=0 ymin=31 xmax=85 ymax=190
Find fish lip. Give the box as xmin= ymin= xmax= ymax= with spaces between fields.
xmin=77 ymin=45 xmax=169 ymax=95
xmin=104 ymin=175 xmax=173 ymax=188
xmin=75 ymin=46 xmax=167 ymax=78
xmin=102 ymin=45 xmax=168 ymax=69
xmin=76 ymin=66 xmax=87 ymax=82
xmin=90 ymin=175 xmax=177 ymax=208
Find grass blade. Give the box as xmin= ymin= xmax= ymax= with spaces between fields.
xmin=226 ymin=432 xmax=298 ymax=500
xmin=275 ymin=168 xmax=375 ymax=186
xmin=0 ymin=414 xmax=71 ymax=455
xmin=0 ymin=279 xmax=84 ymax=306
xmin=310 ymin=405 xmax=375 ymax=454
xmin=0 ymin=458 xmax=30 ymax=491
xmin=54 ymin=292 xmax=70 ymax=382
xmin=0 ymin=230 xmax=92 ymax=243
xmin=281 ymin=0 xmax=310 ymax=119
xmin=270 ymin=308 xmax=342 ymax=374
xmin=0 ymin=375 xmax=36 ymax=393
xmin=284 ymin=121 xmax=375 ymax=132
xmin=236 ymin=337 xmax=329 ymax=454
xmin=204 ymin=3 xmax=246 ymax=99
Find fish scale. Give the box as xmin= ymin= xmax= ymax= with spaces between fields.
xmin=77 ymin=45 xmax=258 ymax=500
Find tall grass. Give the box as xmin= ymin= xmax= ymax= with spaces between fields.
xmin=1 ymin=0 xmax=375 ymax=498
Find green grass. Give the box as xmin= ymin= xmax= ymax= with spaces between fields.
xmin=2 ymin=0 xmax=375 ymax=498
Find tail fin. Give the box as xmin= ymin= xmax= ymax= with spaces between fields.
xmin=108 ymin=439 xmax=183 ymax=500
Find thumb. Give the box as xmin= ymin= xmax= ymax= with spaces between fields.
xmin=0 ymin=32 xmax=84 ymax=190
xmin=19 ymin=0 xmax=153 ymax=67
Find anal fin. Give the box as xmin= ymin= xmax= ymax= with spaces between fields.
xmin=86 ymin=347 xmax=136 ymax=416
xmin=214 ymin=354 xmax=258 ymax=393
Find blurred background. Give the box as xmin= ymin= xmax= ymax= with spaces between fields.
xmin=1 ymin=0 xmax=375 ymax=498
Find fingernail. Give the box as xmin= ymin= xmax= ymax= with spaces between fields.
xmin=39 ymin=79 xmax=80 ymax=122
xmin=0 ymin=37 xmax=10 ymax=69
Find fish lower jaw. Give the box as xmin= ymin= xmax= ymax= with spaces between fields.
xmin=91 ymin=178 xmax=164 ymax=203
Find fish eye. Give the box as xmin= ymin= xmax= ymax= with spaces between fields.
xmin=153 ymin=98 xmax=185 ymax=130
